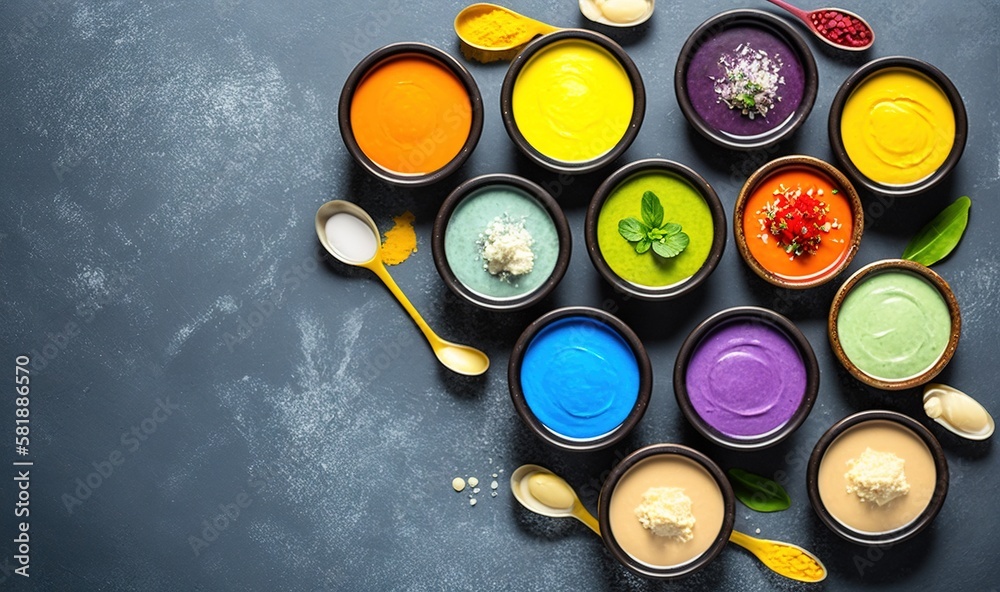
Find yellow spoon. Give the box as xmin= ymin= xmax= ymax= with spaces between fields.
xmin=454 ymin=3 xmax=559 ymax=52
xmin=510 ymin=464 xmax=600 ymax=535
xmin=510 ymin=464 xmax=827 ymax=583
xmin=729 ymin=530 xmax=827 ymax=583
xmin=315 ymin=200 xmax=490 ymax=376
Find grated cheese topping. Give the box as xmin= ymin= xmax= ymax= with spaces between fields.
xmin=844 ymin=447 xmax=910 ymax=506
xmin=481 ymin=216 xmax=534 ymax=278
xmin=634 ymin=487 xmax=696 ymax=542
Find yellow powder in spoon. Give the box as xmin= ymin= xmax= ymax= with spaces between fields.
xmin=461 ymin=10 xmax=531 ymax=48
xmin=381 ymin=211 xmax=417 ymax=265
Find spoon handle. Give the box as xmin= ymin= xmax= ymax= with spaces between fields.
xmin=766 ymin=0 xmax=811 ymax=22
xmin=366 ymin=260 xmax=441 ymax=348
xmin=573 ymin=503 xmax=601 ymax=536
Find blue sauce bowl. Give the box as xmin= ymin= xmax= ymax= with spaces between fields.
xmin=508 ymin=306 xmax=652 ymax=451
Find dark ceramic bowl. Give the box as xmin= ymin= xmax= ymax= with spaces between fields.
xmin=500 ymin=29 xmax=645 ymax=174
xmin=431 ymin=173 xmax=572 ymax=311
xmin=675 ymin=9 xmax=818 ymax=150
xmin=584 ymin=158 xmax=726 ymax=300
xmin=807 ymin=410 xmax=949 ymax=545
xmin=338 ymin=42 xmax=484 ymax=186
xmin=598 ymin=443 xmax=735 ymax=579
xmin=674 ymin=306 xmax=819 ymax=450
xmin=508 ymin=306 xmax=652 ymax=451
xmin=828 ymin=56 xmax=967 ymax=197
xmin=734 ymin=155 xmax=864 ymax=289
xmin=828 ymin=259 xmax=961 ymax=390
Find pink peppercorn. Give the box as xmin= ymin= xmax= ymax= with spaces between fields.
xmin=809 ymin=9 xmax=871 ymax=48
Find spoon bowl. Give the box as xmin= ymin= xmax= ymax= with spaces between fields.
xmin=729 ymin=530 xmax=827 ymax=582
xmin=923 ymin=383 xmax=995 ymax=440
xmin=767 ymin=0 xmax=873 ymax=51
xmin=510 ymin=464 xmax=600 ymax=534
xmin=454 ymin=3 xmax=559 ymax=52
xmin=315 ymin=200 xmax=490 ymax=376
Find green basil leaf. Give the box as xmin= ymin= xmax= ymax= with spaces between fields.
xmin=618 ymin=217 xmax=648 ymax=242
xmin=901 ymin=196 xmax=971 ymax=266
xmin=651 ymin=231 xmax=689 ymax=258
xmin=635 ymin=237 xmax=652 ymax=254
xmin=661 ymin=222 xmax=682 ymax=236
xmin=727 ymin=468 xmax=791 ymax=512
xmin=641 ymin=191 xmax=664 ymax=228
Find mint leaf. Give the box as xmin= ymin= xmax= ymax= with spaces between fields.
xmin=618 ymin=217 xmax=648 ymax=242
xmin=618 ymin=191 xmax=690 ymax=258
xmin=661 ymin=222 xmax=682 ymax=236
xmin=641 ymin=191 xmax=664 ymax=228
xmin=651 ymin=231 xmax=689 ymax=258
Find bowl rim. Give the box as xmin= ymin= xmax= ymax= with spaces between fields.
xmin=584 ymin=158 xmax=727 ymax=301
xmin=499 ymin=28 xmax=646 ymax=174
xmin=828 ymin=258 xmax=962 ymax=390
xmin=673 ymin=305 xmax=820 ymax=450
xmin=827 ymin=55 xmax=968 ymax=198
xmin=673 ymin=8 xmax=819 ymax=150
xmin=597 ymin=443 xmax=736 ymax=579
xmin=806 ymin=409 xmax=949 ymax=545
xmin=431 ymin=173 xmax=572 ymax=311
xmin=733 ymin=154 xmax=865 ymax=289
xmin=507 ymin=306 xmax=652 ymax=451
xmin=338 ymin=42 xmax=485 ymax=187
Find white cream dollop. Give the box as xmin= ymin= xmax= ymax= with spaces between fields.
xmin=579 ymin=0 xmax=652 ymax=26
xmin=923 ymin=383 xmax=995 ymax=440
xmin=596 ymin=0 xmax=649 ymax=22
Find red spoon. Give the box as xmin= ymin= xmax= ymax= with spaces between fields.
xmin=766 ymin=0 xmax=874 ymax=51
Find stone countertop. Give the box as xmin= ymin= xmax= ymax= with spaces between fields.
xmin=1 ymin=0 xmax=997 ymax=590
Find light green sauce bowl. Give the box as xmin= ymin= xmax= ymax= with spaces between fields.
xmin=837 ymin=270 xmax=952 ymax=381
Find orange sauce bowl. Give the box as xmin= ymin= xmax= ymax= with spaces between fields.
xmin=734 ymin=155 xmax=863 ymax=289
xmin=339 ymin=43 xmax=484 ymax=186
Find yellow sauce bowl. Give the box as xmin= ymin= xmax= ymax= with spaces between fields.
xmin=500 ymin=29 xmax=645 ymax=174
xmin=828 ymin=56 xmax=967 ymax=198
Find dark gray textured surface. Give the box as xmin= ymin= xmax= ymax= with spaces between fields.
xmin=1 ymin=0 xmax=998 ymax=590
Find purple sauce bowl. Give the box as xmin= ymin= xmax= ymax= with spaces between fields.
xmin=674 ymin=9 xmax=818 ymax=150
xmin=673 ymin=306 xmax=819 ymax=450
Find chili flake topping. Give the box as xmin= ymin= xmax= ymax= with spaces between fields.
xmin=756 ymin=184 xmax=842 ymax=259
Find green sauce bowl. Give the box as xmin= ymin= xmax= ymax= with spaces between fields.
xmin=828 ymin=259 xmax=961 ymax=390
xmin=585 ymin=159 xmax=726 ymax=300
